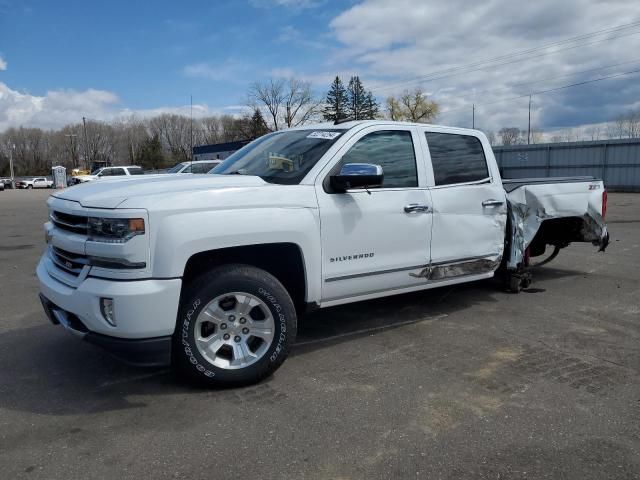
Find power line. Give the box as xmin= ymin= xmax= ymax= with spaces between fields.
xmin=370 ymin=21 xmax=640 ymax=93
xmin=438 ymin=67 xmax=640 ymax=117
xmin=450 ymin=58 xmax=640 ymax=103
xmin=375 ymin=30 xmax=640 ymax=93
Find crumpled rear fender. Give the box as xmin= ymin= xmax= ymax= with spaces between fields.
xmin=506 ymin=194 xmax=609 ymax=270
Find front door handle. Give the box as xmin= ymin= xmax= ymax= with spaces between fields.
xmin=482 ymin=199 xmax=504 ymax=207
xmin=404 ymin=204 xmax=430 ymax=213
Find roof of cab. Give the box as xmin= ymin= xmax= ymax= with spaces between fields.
xmin=288 ymin=119 xmax=483 ymax=135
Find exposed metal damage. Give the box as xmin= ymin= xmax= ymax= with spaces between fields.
xmin=505 ymin=184 xmax=609 ymax=271
xmin=411 ymin=255 xmax=502 ymax=280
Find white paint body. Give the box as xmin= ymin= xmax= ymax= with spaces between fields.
xmin=37 ymin=121 xmax=607 ymax=340
xmin=73 ymin=166 xmax=144 ymax=183
xmin=18 ymin=177 xmax=53 ymax=189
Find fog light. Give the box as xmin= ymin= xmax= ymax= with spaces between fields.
xmin=100 ymin=298 xmax=116 ymax=326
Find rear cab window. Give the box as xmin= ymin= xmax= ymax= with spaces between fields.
xmin=127 ymin=167 xmax=144 ymax=175
xmin=425 ymin=132 xmax=489 ymax=186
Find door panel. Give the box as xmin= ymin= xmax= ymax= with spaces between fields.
xmin=423 ymin=130 xmax=507 ymax=276
xmin=318 ymin=189 xmax=432 ymax=300
xmin=316 ymin=127 xmax=432 ymax=301
xmin=429 ymin=183 xmax=506 ymax=264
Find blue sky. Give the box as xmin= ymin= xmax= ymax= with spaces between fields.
xmin=0 ymin=0 xmax=349 ymax=109
xmin=1 ymin=0 xmax=639 ymax=134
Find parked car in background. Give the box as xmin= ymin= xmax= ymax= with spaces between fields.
xmin=72 ymin=166 xmax=145 ymax=184
xmin=16 ymin=177 xmax=53 ymax=189
xmin=166 ymin=160 xmax=223 ymax=174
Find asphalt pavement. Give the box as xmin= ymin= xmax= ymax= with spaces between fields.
xmin=0 ymin=188 xmax=638 ymax=479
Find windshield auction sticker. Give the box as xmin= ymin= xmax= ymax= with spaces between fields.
xmin=307 ymin=131 xmax=341 ymax=140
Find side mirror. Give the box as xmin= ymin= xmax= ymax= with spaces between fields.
xmin=330 ymin=163 xmax=384 ymax=192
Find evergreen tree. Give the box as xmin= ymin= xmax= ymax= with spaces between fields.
xmin=134 ymin=134 xmax=165 ymax=170
xmin=363 ymin=90 xmax=380 ymax=119
xmin=249 ymin=108 xmax=270 ymax=139
xmin=347 ymin=76 xmax=368 ymax=120
xmin=322 ymin=76 xmax=349 ymax=122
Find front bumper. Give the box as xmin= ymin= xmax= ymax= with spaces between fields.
xmin=37 ymin=255 xmax=181 ymax=366
xmin=40 ymin=294 xmax=172 ymax=366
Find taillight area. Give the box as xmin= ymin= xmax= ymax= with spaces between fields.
xmin=602 ymin=190 xmax=608 ymax=219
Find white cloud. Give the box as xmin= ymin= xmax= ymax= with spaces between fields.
xmin=321 ymin=0 xmax=640 ymax=132
xmin=249 ymin=0 xmax=323 ymax=9
xmin=0 ymin=55 xmax=7 ymax=71
xmin=182 ymin=59 xmax=252 ymax=84
xmin=0 ymin=82 xmax=225 ymax=131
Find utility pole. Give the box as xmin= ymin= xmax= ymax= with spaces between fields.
xmin=65 ymin=134 xmax=78 ymax=168
xmin=190 ymin=95 xmax=193 ymax=165
xmin=82 ymin=117 xmax=90 ymax=170
xmin=9 ymin=143 xmax=15 ymax=186
xmin=472 ymin=103 xmax=475 ymax=129
xmin=527 ymin=95 xmax=532 ymax=145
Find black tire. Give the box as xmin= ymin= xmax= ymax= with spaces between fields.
xmin=508 ymin=274 xmax=522 ymax=293
xmin=174 ymin=264 xmax=297 ymax=387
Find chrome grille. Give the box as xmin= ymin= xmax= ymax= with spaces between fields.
xmin=50 ymin=246 xmax=89 ymax=276
xmin=50 ymin=211 xmax=89 ymax=234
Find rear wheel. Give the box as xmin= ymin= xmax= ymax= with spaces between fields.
xmin=174 ymin=264 xmax=297 ymax=387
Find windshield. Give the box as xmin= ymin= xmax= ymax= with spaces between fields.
xmin=90 ymin=168 xmax=104 ymax=175
xmin=211 ymin=129 xmax=345 ymax=185
xmin=167 ymin=162 xmax=187 ymax=173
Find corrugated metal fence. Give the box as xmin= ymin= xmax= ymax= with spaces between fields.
xmin=493 ymin=138 xmax=640 ymax=192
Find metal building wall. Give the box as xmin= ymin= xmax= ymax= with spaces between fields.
xmin=493 ymin=138 xmax=640 ymax=192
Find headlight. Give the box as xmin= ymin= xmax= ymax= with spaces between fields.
xmin=88 ymin=217 xmax=145 ymax=243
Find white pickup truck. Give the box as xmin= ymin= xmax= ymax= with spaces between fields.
xmin=17 ymin=177 xmax=53 ymax=189
xmin=72 ymin=165 xmax=145 ymax=184
xmin=37 ymin=120 xmax=609 ymax=386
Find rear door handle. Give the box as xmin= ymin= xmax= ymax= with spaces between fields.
xmin=482 ymin=199 xmax=504 ymax=207
xmin=404 ymin=204 xmax=431 ymax=213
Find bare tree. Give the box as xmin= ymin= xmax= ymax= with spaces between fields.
xmin=200 ymin=116 xmax=222 ymax=145
xmin=148 ymin=114 xmax=193 ymax=162
xmin=248 ymin=79 xmax=286 ymax=131
xmin=113 ymin=116 xmax=149 ymax=164
xmin=498 ymin=127 xmax=522 ymax=146
xmin=282 ymin=78 xmax=319 ymax=128
xmin=385 ymin=88 xmax=438 ymax=123
xmin=485 ymin=131 xmax=497 ymax=146
xmin=386 ymin=96 xmax=403 ymax=121
xmin=622 ymin=110 xmax=640 ymax=138
xmin=584 ymin=125 xmax=602 ymax=141
xmin=248 ymin=77 xmax=318 ymax=130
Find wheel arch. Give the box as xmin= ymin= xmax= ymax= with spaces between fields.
xmin=182 ymin=242 xmax=309 ymax=312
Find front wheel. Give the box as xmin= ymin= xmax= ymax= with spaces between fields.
xmin=28 ymin=185 xmax=33 ymax=190
xmin=174 ymin=264 xmax=297 ymax=387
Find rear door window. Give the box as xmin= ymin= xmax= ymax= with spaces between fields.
xmin=127 ymin=167 xmax=144 ymax=175
xmin=110 ymin=168 xmax=126 ymax=176
xmin=425 ymin=132 xmax=489 ymax=186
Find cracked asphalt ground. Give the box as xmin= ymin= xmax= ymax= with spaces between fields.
xmin=0 ymin=189 xmax=638 ymax=480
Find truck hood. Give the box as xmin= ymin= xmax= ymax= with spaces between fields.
xmin=52 ymin=174 xmax=305 ymax=209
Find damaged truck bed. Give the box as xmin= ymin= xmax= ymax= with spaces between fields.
xmin=502 ymin=176 xmax=609 ymax=291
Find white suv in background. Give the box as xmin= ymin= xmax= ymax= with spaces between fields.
xmin=166 ymin=160 xmax=222 ymax=174
xmin=73 ymin=166 xmax=145 ymax=184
